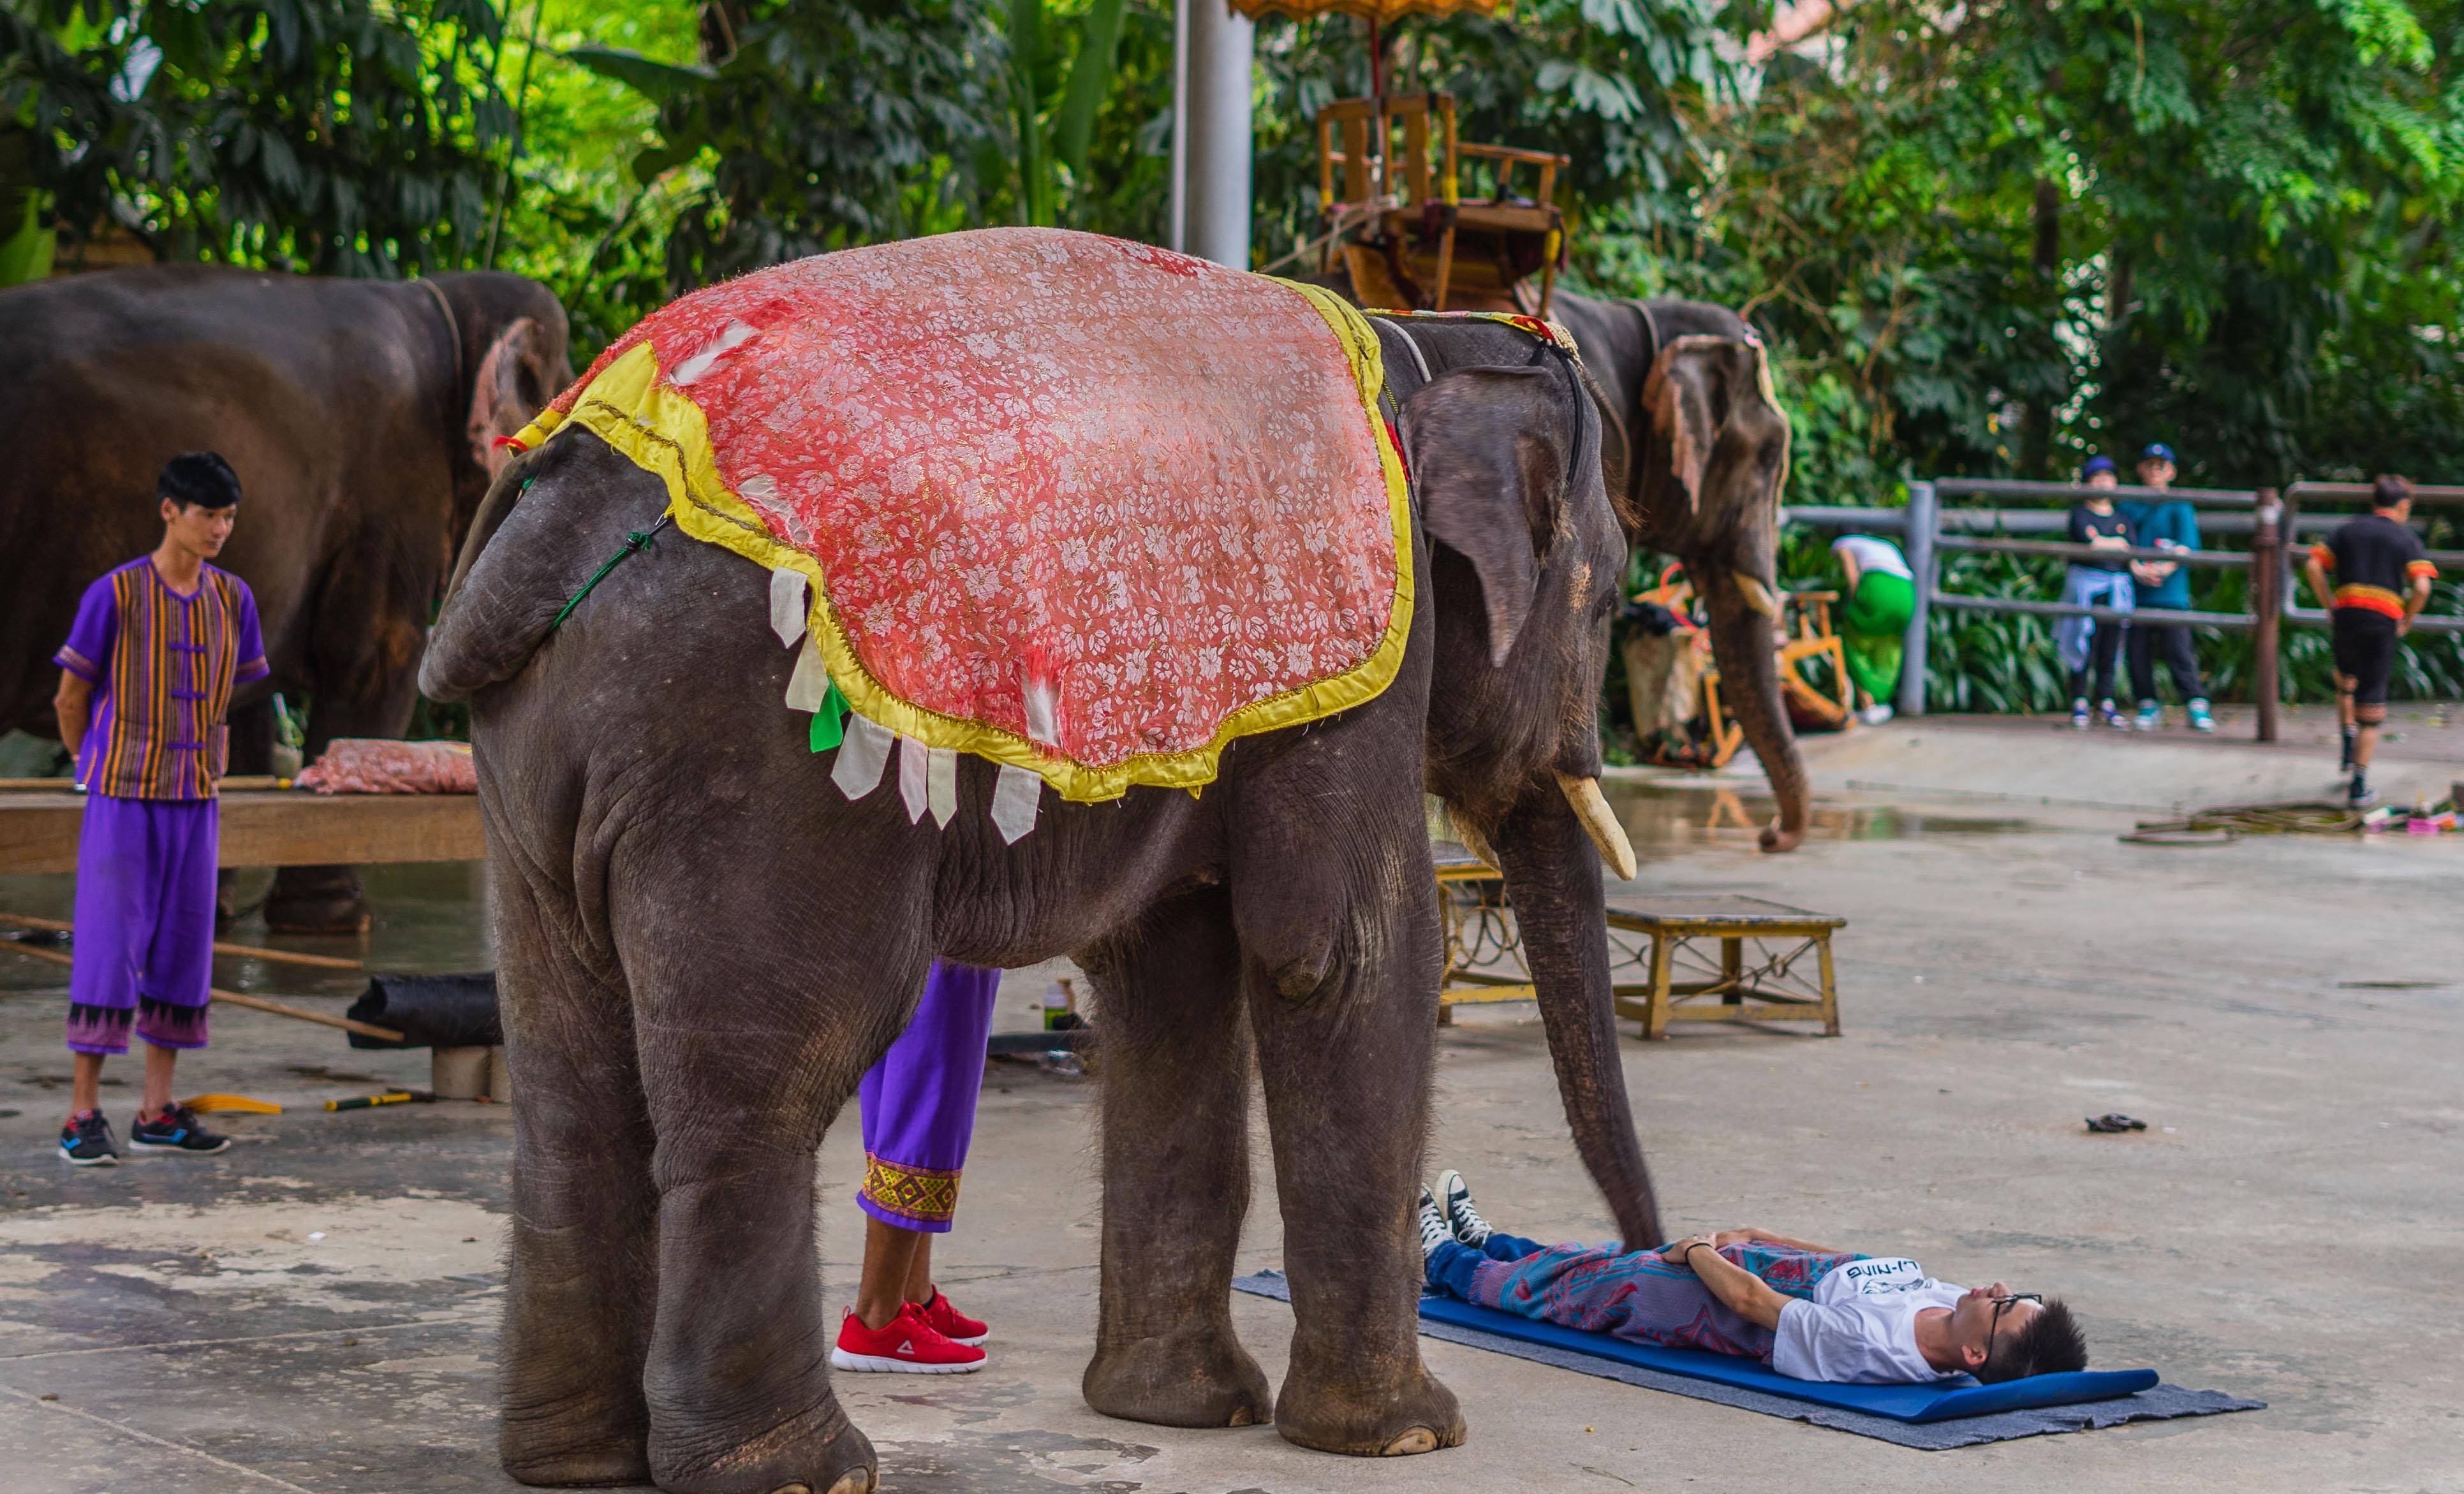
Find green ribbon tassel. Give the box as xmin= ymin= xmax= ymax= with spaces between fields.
xmin=809 ymin=680 xmax=850 ymax=752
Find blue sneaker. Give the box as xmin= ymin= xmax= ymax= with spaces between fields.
xmin=1416 ymin=1187 xmax=1452 ymax=1259
xmin=1436 ymin=1168 xmax=1493 ymax=1246
xmin=60 ymin=1110 xmax=119 ymax=1166
xmin=128 ymin=1104 xmax=230 ymax=1155
xmin=2187 ymin=699 xmax=2215 ymax=733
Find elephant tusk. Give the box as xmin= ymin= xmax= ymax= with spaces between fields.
xmin=1448 ymin=803 xmax=1501 ymax=871
xmin=1733 ymin=572 xmax=1780 ymax=619
xmin=1555 ymin=773 xmax=1638 ymax=882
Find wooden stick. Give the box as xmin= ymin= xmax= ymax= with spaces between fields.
xmin=0 ymin=941 xmax=404 ymax=1041
xmin=0 ymin=911 xmax=367 ymax=971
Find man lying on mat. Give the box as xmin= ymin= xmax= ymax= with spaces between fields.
xmin=1418 ymin=1170 xmax=2086 ymax=1384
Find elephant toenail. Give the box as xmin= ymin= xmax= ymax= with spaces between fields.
xmin=1228 ymin=1407 xmax=1255 ymax=1427
xmin=823 ymin=1471 xmax=876 ymax=1494
xmin=1379 ymin=1427 xmax=1440 ymax=1456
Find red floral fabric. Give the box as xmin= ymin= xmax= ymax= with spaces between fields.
xmin=532 ymin=229 xmax=1404 ymax=788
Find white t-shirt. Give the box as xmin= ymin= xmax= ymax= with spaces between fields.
xmin=1770 ymin=1257 xmax=1966 ymax=1383
xmin=1831 ymin=534 xmax=1913 ymax=580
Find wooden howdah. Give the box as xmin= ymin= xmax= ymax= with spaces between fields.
xmin=0 ymin=789 xmax=485 ymax=875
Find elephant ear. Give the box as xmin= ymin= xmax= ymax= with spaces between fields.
xmin=468 ymin=317 xmax=563 ymax=477
xmin=1400 ymin=364 xmax=1572 ymax=668
xmin=1639 ymin=333 xmax=1791 ymax=525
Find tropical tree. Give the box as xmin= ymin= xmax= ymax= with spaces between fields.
xmin=1 ymin=0 xmax=511 ymax=277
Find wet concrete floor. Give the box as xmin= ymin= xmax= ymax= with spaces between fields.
xmin=2 ymin=781 xmax=2460 ymax=1492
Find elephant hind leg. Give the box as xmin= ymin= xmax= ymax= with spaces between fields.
xmin=493 ymin=869 xmax=658 ymax=1487
xmin=1079 ymin=887 xmax=1273 ymax=1430
xmin=626 ymin=916 xmax=922 ymax=1494
xmin=1244 ymin=859 xmax=1463 ymax=1457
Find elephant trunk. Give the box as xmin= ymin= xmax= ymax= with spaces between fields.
xmin=1699 ymin=562 xmax=1809 ymax=853
xmin=1492 ymin=793 xmax=1665 ymax=1250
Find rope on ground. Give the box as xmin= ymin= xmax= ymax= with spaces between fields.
xmin=2120 ymin=798 xmax=2449 ymax=844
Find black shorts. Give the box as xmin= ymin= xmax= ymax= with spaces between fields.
xmin=2332 ymin=610 xmax=2398 ymax=705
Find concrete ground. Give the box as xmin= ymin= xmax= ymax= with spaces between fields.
xmin=1 ymin=715 xmax=2460 ymax=1493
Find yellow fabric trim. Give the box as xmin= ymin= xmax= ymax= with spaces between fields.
xmin=538 ymin=279 xmax=1414 ymax=803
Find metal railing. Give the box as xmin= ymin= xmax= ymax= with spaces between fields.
xmin=1781 ymin=479 xmax=2464 ymax=740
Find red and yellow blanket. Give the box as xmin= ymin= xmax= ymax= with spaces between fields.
xmin=512 ymin=229 xmax=1409 ymax=823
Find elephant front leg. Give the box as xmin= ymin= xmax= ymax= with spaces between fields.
xmin=1079 ymin=890 xmax=1273 ymax=1430
xmin=1244 ymin=883 xmax=1463 ymax=1457
xmin=493 ymin=873 xmax=659 ymax=1488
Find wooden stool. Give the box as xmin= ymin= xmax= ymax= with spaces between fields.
xmin=1433 ymin=847 xmax=1533 ymax=1023
xmin=1605 ymin=895 xmax=1844 ymax=1040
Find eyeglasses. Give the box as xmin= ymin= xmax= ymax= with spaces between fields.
xmin=1982 ymin=1293 xmax=2043 ymax=1370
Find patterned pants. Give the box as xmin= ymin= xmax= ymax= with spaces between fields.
xmin=1429 ymin=1234 xmax=1865 ymax=1359
xmin=856 ymin=961 xmax=1002 ymax=1233
xmin=65 ymin=794 xmax=218 ymax=1055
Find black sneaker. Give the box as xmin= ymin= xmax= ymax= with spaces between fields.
xmin=1436 ymin=1168 xmax=1493 ymax=1246
xmin=1415 ymin=1187 xmax=1452 ymax=1259
xmin=128 ymin=1104 xmax=231 ymax=1155
xmin=2348 ymin=775 xmax=2377 ymax=810
xmin=60 ymin=1110 xmax=119 ymax=1166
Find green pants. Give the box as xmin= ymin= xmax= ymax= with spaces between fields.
xmin=1841 ymin=570 xmax=1915 ymax=701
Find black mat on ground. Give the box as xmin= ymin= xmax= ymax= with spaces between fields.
xmin=1230 ymin=1271 xmax=2262 ymax=1449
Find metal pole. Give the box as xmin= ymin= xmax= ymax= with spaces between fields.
xmin=1167 ymin=0 xmax=1190 ymax=252
xmin=1183 ymin=0 xmax=1253 ymax=268
xmin=1897 ymin=480 xmax=1937 ymax=717
xmin=2252 ymin=487 xmax=2282 ymax=743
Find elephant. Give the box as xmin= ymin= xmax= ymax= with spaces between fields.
xmin=1549 ymin=292 xmax=1806 ymax=852
xmin=0 ymin=264 xmax=572 ymax=928
xmin=1314 ymin=272 xmax=1808 ymax=851
xmin=420 ymin=308 xmax=1662 ymax=1493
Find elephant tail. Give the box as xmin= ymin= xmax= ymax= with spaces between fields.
xmin=418 ymin=441 xmax=571 ymax=703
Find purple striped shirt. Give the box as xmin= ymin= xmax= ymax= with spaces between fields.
xmin=55 ymin=557 xmax=269 ymax=800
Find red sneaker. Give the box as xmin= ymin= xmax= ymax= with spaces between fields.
xmin=916 ymin=1289 xmax=988 ymax=1347
xmin=830 ymin=1303 xmax=985 ymax=1374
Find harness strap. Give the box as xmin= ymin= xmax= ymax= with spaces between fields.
xmin=549 ymin=514 xmax=672 ymax=633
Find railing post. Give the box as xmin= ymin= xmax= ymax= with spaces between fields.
xmin=2252 ymin=487 xmax=2282 ymax=743
xmin=1897 ymin=479 xmax=1938 ymax=717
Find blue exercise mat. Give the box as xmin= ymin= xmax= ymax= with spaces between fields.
xmin=1413 ymin=1290 xmax=2153 ymax=1421
xmin=1230 ymin=1271 xmax=2262 ymax=1449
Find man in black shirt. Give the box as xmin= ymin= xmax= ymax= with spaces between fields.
xmin=2305 ymin=476 xmax=2438 ymax=807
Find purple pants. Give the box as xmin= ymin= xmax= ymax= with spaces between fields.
xmin=66 ymin=793 xmax=218 ymax=1055
xmin=857 ymin=961 xmax=1002 ymax=1233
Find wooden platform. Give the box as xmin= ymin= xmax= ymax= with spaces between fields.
xmin=1607 ymin=895 xmax=1844 ymax=1040
xmin=0 ymin=791 xmax=485 ymax=874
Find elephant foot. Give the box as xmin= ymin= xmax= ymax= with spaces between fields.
xmin=1083 ymin=1327 xmax=1273 ymax=1429
xmin=263 ymin=865 xmax=372 ymax=935
xmin=1272 ymin=1362 xmax=1464 ymax=1458
xmin=499 ymin=1396 xmax=652 ymax=1488
xmin=647 ymin=1402 xmax=874 ymax=1494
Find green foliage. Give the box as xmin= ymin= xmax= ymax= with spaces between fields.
xmin=2 ymin=0 xmax=508 ymax=275
xmin=566 ymin=0 xmax=1007 ymax=291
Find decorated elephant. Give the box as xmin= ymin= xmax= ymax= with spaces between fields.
xmin=419 ymin=229 xmax=1658 ymax=1493
xmin=1550 ymin=292 xmax=1805 ymax=851
xmin=0 ymin=265 xmax=571 ymax=928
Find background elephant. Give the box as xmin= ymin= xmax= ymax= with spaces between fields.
xmin=1313 ymin=273 xmax=1808 ymax=851
xmin=0 ymin=265 xmax=572 ymax=927
xmin=1550 ymin=293 xmax=1806 ymax=852
xmin=418 ymin=313 xmax=1658 ymax=1494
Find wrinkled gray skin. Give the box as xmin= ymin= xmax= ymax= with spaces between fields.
xmin=420 ymin=316 xmax=1660 ymax=1493
xmin=0 ymin=265 xmax=572 ymax=925
xmin=1547 ymin=292 xmax=1806 ymax=851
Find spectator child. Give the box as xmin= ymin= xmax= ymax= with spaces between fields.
xmin=2058 ymin=457 xmax=2136 ymax=728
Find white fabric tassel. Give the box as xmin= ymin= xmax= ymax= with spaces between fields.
xmin=783 ymin=634 xmax=830 ymax=711
xmin=926 ymin=747 xmax=959 ymax=827
xmin=990 ymin=764 xmax=1042 ymax=844
xmin=1022 ymin=676 xmax=1058 ymax=747
xmin=831 ymin=715 xmax=893 ymax=800
xmin=769 ymin=568 xmax=808 ymax=648
xmin=898 ymin=735 xmax=930 ymax=823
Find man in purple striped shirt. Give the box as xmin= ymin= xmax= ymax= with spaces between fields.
xmin=50 ymin=453 xmax=269 ymax=1166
